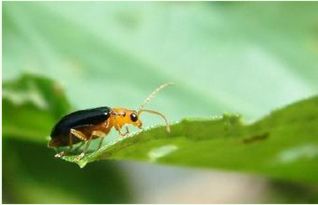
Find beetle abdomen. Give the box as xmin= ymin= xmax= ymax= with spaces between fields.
xmin=50 ymin=106 xmax=111 ymax=138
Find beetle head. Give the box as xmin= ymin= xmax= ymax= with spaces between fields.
xmin=112 ymin=83 xmax=174 ymax=133
xmin=111 ymin=108 xmax=142 ymax=129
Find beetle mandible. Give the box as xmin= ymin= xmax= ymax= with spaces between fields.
xmin=49 ymin=82 xmax=173 ymax=159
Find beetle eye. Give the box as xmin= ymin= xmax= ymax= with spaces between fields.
xmin=130 ymin=113 xmax=138 ymax=122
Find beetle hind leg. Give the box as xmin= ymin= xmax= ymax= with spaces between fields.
xmin=68 ymin=132 xmax=74 ymax=150
xmin=70 ymin=129 xmax=87 ymax=141
xmin=69 ymin=129 xmax=89 ymax=160
xmin=54 ymin=148 xmax=65 ymax=158
xmin=72 ymin=141 xmax=85 ymax=153
xmin=97 ymin=137 xmax=105 ymax=150
xmin=75 ymin=130 xmax=105 ymax=160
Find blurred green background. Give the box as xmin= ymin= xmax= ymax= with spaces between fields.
xmin=2 ymin=2 xmax=318 ymax=203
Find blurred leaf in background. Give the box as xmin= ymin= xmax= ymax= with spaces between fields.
xmin=3 ymin=1 xmax=318 ymax=203
xmin=2 ymin=75 xmax=132 ymax=203
xmin=4 ymin=2 xmax=318 ymax=122
xmin=3 ymin=74 xmax=71 ymax=143
xmin=266 ymin=180 xmax=318 ymax=203
xmin=3 ymin=139 xmax=132 ymax=203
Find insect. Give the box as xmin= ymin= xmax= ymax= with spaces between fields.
xmin=49 ymin=82 xmax=173 ymax=159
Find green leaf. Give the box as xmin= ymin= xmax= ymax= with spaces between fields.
xmin=3 ymin=2 xmax=318 ymax=123
xmin=3 ymin=74 xmax=71 ymax=143
xmin=63 ymin=96 xmax=318 ymax=183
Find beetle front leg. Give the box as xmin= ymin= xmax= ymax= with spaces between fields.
xmin=124 ymin=126 xmax=130 ymax=136
xmin=117 ymin=126 xmax=129 ymax=137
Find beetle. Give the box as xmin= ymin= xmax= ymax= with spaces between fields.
xmin=49 ymin=82 xmax=173 ymax=159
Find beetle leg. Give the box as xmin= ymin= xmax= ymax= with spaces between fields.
xmin=98 ymin=137 xmax=105 ymax=150
xmin=76 ymin=130 xmax=105 ymax=160
xmin=54 ymin=147 xmax=65 ymax=158
xmin=83 ymin=140 xmax=92 ymax=154
xmin=70 ymin=129 xmax=87 ymax=141
xmin=91 ymin=130 xmax=106 ymax=150
xmin=73 ymin=141 xmax=85 ymax=152
xmin=125 ymin=126 xmax=130 ymax=135
xmin=70 ymin=129 xmax=89 ymax=160
xmin=69 ymin=132 xmax=73 ymax=150
xmin=76 ymin=140 xmax=91 ymax=160
xmin=54 ymin=152 xmax=65 ymax=158
xmin=76 ymin=140 xmax=92 ymax=160
xmin=92 ymin=130 xmax=105 ymax=138
xmin=118 ymin=126 xmax=129 ymax=137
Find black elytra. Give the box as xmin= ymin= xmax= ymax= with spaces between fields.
xmin=50 ymin=106 xmax=111 ymax=138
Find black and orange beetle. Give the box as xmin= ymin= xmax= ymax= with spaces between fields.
xmin=49 ymin=83 xmax=173 ymax=159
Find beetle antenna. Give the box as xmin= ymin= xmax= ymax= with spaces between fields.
xmin=137 ymin=109 xmax=171 ymax=133
xmin=138 ymin=82 xmax=174 ymax=111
